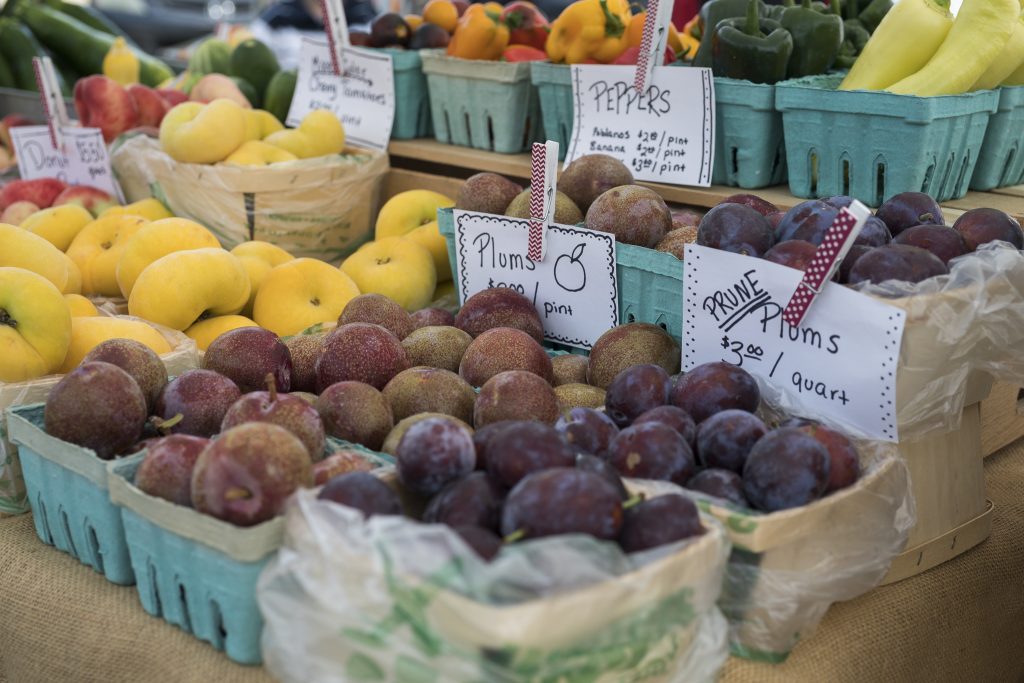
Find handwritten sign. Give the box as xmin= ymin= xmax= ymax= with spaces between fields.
xmin=565 ymin=65 xmax=715 ymax=187
xmin=453 ymin=210 xmax=618 ymax=349
xmin=683 ymin=244 xmax=906 ymax=441
xmin=11 ymin=125 xmax=120 ymax=197
xmin=287 ymin=36 xmax=395 ymax=151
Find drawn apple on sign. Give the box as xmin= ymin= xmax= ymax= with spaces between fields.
xmin=555 ymin=243 xmax=587 ymax=292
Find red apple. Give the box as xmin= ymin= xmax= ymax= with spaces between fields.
xmin=127 ymin=84 xmax=171 ymax=128
xmin=156 ymin=89 xmax=189 ymax=107
xmin=74 ymin=75 xmax=139 ymax=144
xmin=0 ymin=177 xmax=67 ymax=211
xmin=52 ymin=185 xmax=118 ymax=216
xmin=0 ymin=200 xmax=40 ymax=224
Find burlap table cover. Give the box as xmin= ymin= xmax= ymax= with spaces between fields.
xmin=2 ymin=443 xmax=1023 ymax=683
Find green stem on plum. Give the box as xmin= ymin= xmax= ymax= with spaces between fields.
xmin=225 ymin=487 xmax=252 ymax=501
xmin=622 ymin=494 xmax=645 ymax=510
xmin=265 ymin=373 xmax=277 ymax=403
xmin=150 ymin=413 xmax=183 ymax=434
xmin=503 ymin=529 xmax=526 ymax=544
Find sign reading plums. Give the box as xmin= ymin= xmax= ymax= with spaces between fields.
xmin=683 ymin=244 xmax=906 ymax=441
xmin=565 ymin=65 xmax=715 ymax=187
xmin=288 ymin=37 xmax=394 ymax=151
xmin=453 ymin=210 xmax=618 ymax=350
xmin=11 ymin=125 xmax=120 ymax=197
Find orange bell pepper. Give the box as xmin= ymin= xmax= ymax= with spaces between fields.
xmin=626 ymin=11 xmax=685 ymax=56
xmin=447 ymin=4 xmax=510 ymax=60
xmin=546 ymin=0 xmax=632 ymax=64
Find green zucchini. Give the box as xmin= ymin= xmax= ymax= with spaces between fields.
xmin=53 ymin=0 xmax=140 ymax=49
xmin=0 ymin=18 xmax=62 ymax=92
xmin=0 ymin=50 xmax=16 ymax=89
xmin=15 ymin=3 xmax=172 ymax=87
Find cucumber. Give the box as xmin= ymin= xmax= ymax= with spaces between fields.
xmin=15 ymin=3 xmax=172 ymax=87
xmin=54 ymin=0 xmax=141 ymax=49
xmin=264 ymin=69 xmax=297 ymax=123
xmin=232 ymin=76 xmax=260 ymax=108
xmin=0 ymin=50 xmax=15 ymax=89
xmin=230 ymin=39 xmax=279 ymax=101
xmin=0 ymin=18 xmax=67 ymax=93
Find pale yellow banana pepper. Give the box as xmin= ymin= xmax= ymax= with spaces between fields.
xmin=839 ymin=0 xmax=953 ymax=91
xmin=982 ymin=6 xmax=1024 ymax=88
xmin=102 ymin=37 xmax=140 ymax=86
xmin=888 ymin=0 xmax=1020 ymax=96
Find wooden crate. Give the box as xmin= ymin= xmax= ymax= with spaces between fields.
xmin=981 ymin=381 xmax=1024 ymax=456
xmin=881 ymin=402 xmax=993 ymax=584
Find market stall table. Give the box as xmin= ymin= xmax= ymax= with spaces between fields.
xmin=1 ymin=441 xmax=1022 ymax=682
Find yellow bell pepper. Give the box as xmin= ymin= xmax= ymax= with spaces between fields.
xmin=546 ymin=0 xmax=632 ymax=65
xmin=626 ymin=11 xmax=685 ymax=56
xmin=447 ymin=4 xmax=510 ymax=60
xmin=102 ymin=37 xmax=140 ymax=86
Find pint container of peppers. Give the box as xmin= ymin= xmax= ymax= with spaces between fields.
xmin=970 ymin=85 xmax=1024 ymax=191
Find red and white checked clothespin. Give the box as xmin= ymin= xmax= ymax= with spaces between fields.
xmin=320 ymin=0 xmax=350 ymax=75
xmin=782 ymin=200 xmax=871 ymax=327
xmin=528 ymin=140 xmax=559 ymax=262
xmin=634 ymin=0 xmax=673 ymax=93
xmin=33 ymin=57 xmax=70 ymax=152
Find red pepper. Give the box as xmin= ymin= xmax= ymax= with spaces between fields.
xmin=502 ymin=1 xmax=551 ymax=52
xmin=611 ymin=45 xmax=676 ymax=66
xmin=503 ymin=44 xmax=549 ymax=62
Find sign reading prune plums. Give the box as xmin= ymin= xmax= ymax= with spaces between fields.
xmin=288 ymin=37 xmax=394 ymax=151
xmin=565 ymin=65 xmax=715 ymax=187
xmin=453 ymin=210 xmax=618 ymax=350
xmin=11 ymin=125 xmax=119 ymax=197
xmin=683 ymin=244 xmax=906 ymax=442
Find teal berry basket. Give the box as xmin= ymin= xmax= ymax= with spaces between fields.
xmin=386 ymin=49 xmax=433 ymax=140
xmin=970 ymin=85 xmax=1024 ymax=191
xmin=776 ymin=74 xmax=999 ymax=206
xmin=107 ymin=439 xmax=393 ymax=666
xmin=531 ymin=62 xmax=572 ymax=160
xmin=437 ymin=208 xmax=685 ymax=341
xmin=5 ymin=403 xmax=135 ymax=585
xmin=712 ymin=78 xmax=786 ymax=189
xmin=421 ymin=50 xmax=543 ymax=153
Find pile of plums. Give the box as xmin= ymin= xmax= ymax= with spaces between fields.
xmin=696 ymin=192 xmax=1023 ymax=286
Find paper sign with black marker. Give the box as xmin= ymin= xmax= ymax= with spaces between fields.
xmin=565 ymin=64 xmax=715 ymax=187
xmin=682 ymin=244 xmax=907 ymax=442
xmin=453 ymin=210 xmax=619 ymax=350
xmin=11 ymin=125 xmax=121 ymax=198
xmin=287 ymin=36 xmax=395 ymax=151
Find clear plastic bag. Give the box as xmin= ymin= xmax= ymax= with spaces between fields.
xmin=0 ymin=316 xmax=197 ymax=515
xmin=257 ymin=480 xmax=732 ymax=683
xmin=644 ymin=431 xmax=914 ymax=661
xmin=851 ymin=242 xmax=1024 ymax=440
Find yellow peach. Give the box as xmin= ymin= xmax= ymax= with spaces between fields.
xmin=64 ymin=294 xmax=99 ymax=317
xmin=253 ymin=258 xmax=360 ymax=337
xmin=116 ymin=217 xmax=221 ymax=298
xmin=19 ymin=205 xmax=94 ymax=251
xmin=184 ymin=314 xmax=259 ymax=351
xmin=341 ymin=237 xmax=436 ymax=311
xmin=65 ymin=214 xmax=148 ymax=297
xmin=159 ymin=99 xmax=248 ymax=164
xmin=0 ymin=223 xmax=82 ymax=294
xmin=0 ymin=267 xmax=72 ymax=381
xmin=59 ymin=316 xmax=172 ymax=373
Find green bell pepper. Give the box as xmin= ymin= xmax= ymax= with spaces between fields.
xmin=856 ymin=0 xmax=893 ymax=32
xmin=781 ymin=0 xmax=844 ymax=78
xmin=712 ymin=0 xmax=794 ymax=84
xmin=693 ymin=0 xmax=766 ymax=67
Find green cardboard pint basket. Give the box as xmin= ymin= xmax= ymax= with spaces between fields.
xmin=438 ymin=208 xmax=685 ymax=341
xmin=531 ymin=62 xmax=572 ymax=160
xmin=712 ymin=78 xmax=786 ymax=189
xmin=970 ymin=85 xmax=1024 ymax=191
xmin=422 ymin=50 xmax=543 ymax=153
xmin=776 ymin=74 xmax=999 ymax=206
xmin=386 ymin=48 xmax=433 ymax=140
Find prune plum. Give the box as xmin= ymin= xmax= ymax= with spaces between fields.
xmin=837 ymin=245 xmax=871 ymax=284
xmin=576 ymin=453 xmax=630 ymax=500
xmin=722 ymin=194 xmax=778 ymax=217
xmin=472 ymin=420 xmax=517 ymax=470
xmin=555 ymin=408 xmax=619 ymax=456
xmin=893 ymin=225 xmax=967 ymax=265
xmin=604 ymin=364 xmax=670 ymax=427
xmin=396 ymin=418 xmax=476 ymax=496
xmin=823 ymin=195 xmax=854 ymax=210
xmin=618 ymin=494 xmax=704 ymax=553
xmin=796 ymin=424 xmax=860 ymax=493
xmin=855 ymin=216 xmax=893 ymax=248
xmin=763 ymin=240 xmax=817 ymax=271
xmin=500 ymin=468 xmax=623 ymax=540
xmin=631 ymin=405 xmax=697 ymax=448
xmin=453 ymin=525 xmax=503 ymax=561
xmin=686 ymin=469 xmax=749 ymax=507
xmin=765 ymin=211 xmax=786 ymax=230
xmin=423 ymin=471 xmax=505 ymax=531
xmin=318 ymin=472 xmax=402 ymax=517
xmin=774 ymin=200 xmax=839 ymax=246
xmin=486 ymin=422 xmax=576 ymax=489
xmin=670 ymin=361 xmax=760 ymax=423
xmin=696 ymin=203 xmax=775 ymax=257
xmin=848 ymin=244 xmax=948 ymax=286
xmin=952 ymin=208 xmax=1024 ymax=252
xmin=607 ymin=423 xmax=696 ymax=484
xmin=695 ymin=409 xmax=767 ymax=472
xmin=875 ymin=192 xmax=943 ymax=236
xmin=742 ymin=428 xmax=830 ymax=512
